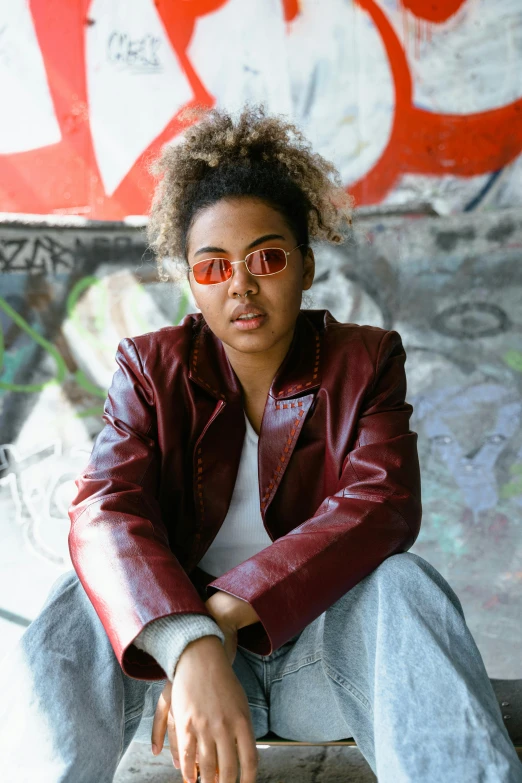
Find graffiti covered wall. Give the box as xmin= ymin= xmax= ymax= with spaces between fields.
xmin=1 ymin=0 xmax=521 ymax=677
xmin=1 ymin=0 xmax=521 ymax=218
xmin=0 ymin=220 xmax=190 ymax=647
xmin=1 ymin=209 xmax=521 ymax=676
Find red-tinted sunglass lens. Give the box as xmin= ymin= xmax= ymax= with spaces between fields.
xmin=193 ymin=258 xmax=232 ymax=284
xmin=247 ymin=248 xmax=286 ymax=275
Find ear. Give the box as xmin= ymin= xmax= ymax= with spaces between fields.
xmin=302 ymin=247 xmax=315 ymax=290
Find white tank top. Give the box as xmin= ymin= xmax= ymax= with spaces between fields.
xmin=196 ymin=412 xmax=273 ymax=577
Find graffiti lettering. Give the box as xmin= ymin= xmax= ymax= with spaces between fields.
xmin=107 ymin=31 xmax=161 ymax=71
xmin=0 ymin=234 xmax=149 ymax=274
xmin=0 ymin=236 xmax=74 ymax=274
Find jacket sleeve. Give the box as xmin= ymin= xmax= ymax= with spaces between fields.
xmin=133 ymin=613 xmax=225 ymax=682
xmin=206 ymin=330 xmax=422 ymax=655
xmin=68 ymin=337 xmax=216 ymax=680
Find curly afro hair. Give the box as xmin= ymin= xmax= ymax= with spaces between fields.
xmin=146 ymin=104 xmax=354 ymax=282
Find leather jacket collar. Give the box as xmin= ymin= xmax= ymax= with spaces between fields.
xmin=188 ymin=309 xmax=323 ymax=403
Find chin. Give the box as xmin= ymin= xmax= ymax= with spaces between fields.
xmin=223 ymin=325 xmax=277 ymax=350
xmin=228 ymin=333 xmax=273 ymax=350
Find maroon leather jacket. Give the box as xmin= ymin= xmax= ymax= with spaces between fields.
xmin=68 ymin=309 xmax=421 ymax=680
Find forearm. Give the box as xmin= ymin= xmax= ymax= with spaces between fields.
xmin=205 ymin=589 xmax=261 ymax=630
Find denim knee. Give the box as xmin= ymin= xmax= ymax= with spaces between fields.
xmin=38 ymin=568 xmax=80 ymax=611
xmin=371 ymin=552 xmax=465 ymax=618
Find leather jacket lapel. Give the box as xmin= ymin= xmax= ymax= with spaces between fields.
xmin=258 ymin=392 xmax=316 ymax=516
xmin=190 ymin=395 xmax=245 ymax=566
xmin=259 ymin=311 xmax=322 ymax=515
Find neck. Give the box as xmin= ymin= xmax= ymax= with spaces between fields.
xmin=223 ymin=325 xmax=296 ymax=400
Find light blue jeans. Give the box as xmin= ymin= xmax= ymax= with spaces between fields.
xmin=0 ymin=552 xmax=520 ymax=782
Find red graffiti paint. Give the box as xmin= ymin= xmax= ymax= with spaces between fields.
xmin=400 ymin=0 xmax=467 ymax=24
xmin=0 ymin=0 xmax=521 ymax=217
xmin=0 ymin=0 xmax=219 ymax=218
xmin=282 ymin=0 xmax=299 ymax=23
xmin=0 ymin=0 xmax=93 ymax=215
xmin=350 ymin=0 xmax=522 ymax=205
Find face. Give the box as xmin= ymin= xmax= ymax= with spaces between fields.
xmin=185 ymin=196 xmax=315 ymax=360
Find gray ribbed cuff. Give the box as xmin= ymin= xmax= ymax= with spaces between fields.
xmin=133 ymin=613 xmax=226 ymax=681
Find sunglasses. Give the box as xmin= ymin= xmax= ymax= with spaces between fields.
xmin=188 ymin=244 xmax=305 ymax=285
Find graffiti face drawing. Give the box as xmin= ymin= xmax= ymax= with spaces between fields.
xmin=414 ymin=383 xmax=522 ymax=519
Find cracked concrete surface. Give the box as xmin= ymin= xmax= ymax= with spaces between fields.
xmin=114 ymin=741 xmax=522 ymax=781
xmin=114 ymin=740 xmax=377 ymax=782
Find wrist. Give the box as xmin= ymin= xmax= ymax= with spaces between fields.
xmin=205 ymin=590 xmax=260 ymax=631
xmin=177 ymin=634 xmax=226 ymax=666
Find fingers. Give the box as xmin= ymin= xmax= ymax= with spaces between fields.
xmin=176 ymin=723 xmax=257 ymax=783
xmin=193 ymin=737 xmax=218 ymax=783
xmin=178 ymin=726 xmax=235 ymax=783
xmin=151 ymin=681 xmax=172 ymax=756
xmin=214 ymin=730 xmax=240 ymax=783
xmin=167 ymin=708 xmax=180 ymax=769
xmin=235 ymin=718 xmax=259 ymax=783
xmin=178 ymin=728 xmax=198 ymax=783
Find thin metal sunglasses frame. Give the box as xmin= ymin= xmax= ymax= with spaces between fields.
xmin=188 ymin=243 xmax=306 ymax=285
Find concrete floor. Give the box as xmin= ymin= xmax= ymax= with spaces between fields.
xmin=114 ymin=740 xmax=377 ymax=782
xmin=114 ymin=742 xmax=522 ymax=782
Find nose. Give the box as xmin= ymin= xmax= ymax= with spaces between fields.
xmin=227 ymin=259 xmax=259 ymax=298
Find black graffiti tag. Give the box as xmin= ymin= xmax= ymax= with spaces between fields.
xmin=0 ymin=236 xmax=75 ymax=273
xmin=107 ymin=31 xmax=161 ymax=71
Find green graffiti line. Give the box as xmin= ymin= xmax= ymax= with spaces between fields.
xmin=74 ymin=369 xmax=106 ymax=399
xmin=128 ymin=285 xmax=153 ymax=334
xmin=1 ymin=275 xmax=192 ymax=403
xmin=174 ymin=286 xmax=190 ymax=325
xmin=76 ymin=405 xmax=105 ymax=419
xmin=503 ymin=349 xmax=522 ymax=372
xmin=499 ymin=462 xmax=522 ymax=500
xmin=0 ymin=296 xmax=67 ymax=392
xmin=68 ymin=275 xmax=192 ymax=340
xmin=66 ymin=275 xmax=114 ymax=351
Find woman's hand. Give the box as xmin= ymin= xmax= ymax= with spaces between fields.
xmin=151 ymin=635 xmax=258 ymax=783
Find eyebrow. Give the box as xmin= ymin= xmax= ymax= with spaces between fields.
xmin=194 ymin=233 xmax=286 ymax=256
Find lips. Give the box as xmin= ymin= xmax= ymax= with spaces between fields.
xmin=230 ymin=304 xmax=267 ymax=321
